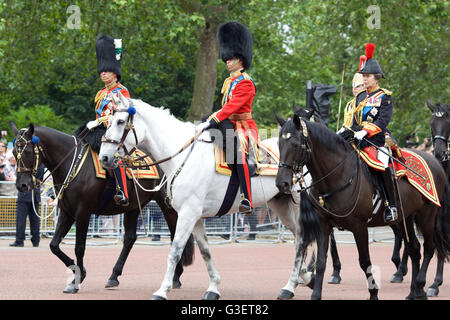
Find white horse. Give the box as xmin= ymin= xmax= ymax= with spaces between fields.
xmin=99 ymin=93 xmax=312 ymax=300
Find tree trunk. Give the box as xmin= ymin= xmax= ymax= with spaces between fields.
xmin=187 ymin=18 xmax=220 ymax=122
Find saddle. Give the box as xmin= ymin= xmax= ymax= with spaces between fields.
xmin=354 ymin=143 xmax=440 ymax=207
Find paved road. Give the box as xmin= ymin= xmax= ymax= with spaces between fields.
xmin=0 ymin=238 xmax=448 ymax=300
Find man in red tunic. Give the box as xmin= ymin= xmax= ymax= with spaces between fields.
xmin=85 ymin=35 xmax=130 ymax=206
xmin=196 ymin=22 xmax=257 ymax=214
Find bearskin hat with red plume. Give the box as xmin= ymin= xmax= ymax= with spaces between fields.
xmin=96 ymin=34 xmax=123 ymax=81
xmin=217 ymin=22 xmax=253 ymax=70
xmin=359 ymin=43 xmax=384 ymax=78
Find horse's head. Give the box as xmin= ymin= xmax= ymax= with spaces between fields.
xmin=275 ymin=113 xmax=311 ymax=194
xmin=427 ymin=99 xmax=450 ymax=162
xmin=9 ymin=121 xmax=43 ymax=192
xmin=99 ymin=93 xmax=144 ymax=169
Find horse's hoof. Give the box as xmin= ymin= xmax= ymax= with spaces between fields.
xmin=277 ymin=289 xmax=294 ymax=300
xmin=202 ymin=291 xmax=220 ymax=300
xmin=327 ymin=275 xmax=341 ymax=284
xmin=390 ymin=274 xmax=404 ymax=283
xmin=63 ymin=284 xmax=79 ymax=294
xmin=427 ymin=287 xmax=439 ymax=297
xmin=151 ymin=294 xmax=167 ymax=300
xmin=172 ymin=279 xmax=182 ymax=289
xmin=105 ymin=279 xmax=119 ymax=289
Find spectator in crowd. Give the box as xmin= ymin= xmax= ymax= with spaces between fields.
xmin=0 ymin=141 xmax=7 ymax=165
xmin=0 ymin=163 xmax=6 ymax=181
xmin=9 ymin=163 xmax=45 ymax=247
xmin=0 ymin=130 xmax=7 ymax=145
xmin=416 ymin=137 xmax=433 ymax=154
xmin=4 ymin=154 xmax=17 ymax=181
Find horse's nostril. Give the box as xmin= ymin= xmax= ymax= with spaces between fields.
xmin=102 ymin=155 xmax=109 ymax=163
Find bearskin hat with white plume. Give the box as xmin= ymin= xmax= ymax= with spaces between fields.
xmin=96 ymin=34 xmax=123 ymax=81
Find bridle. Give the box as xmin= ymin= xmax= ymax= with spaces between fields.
xmin=101 ymin=99 xmax=139 ymax=163
xmin=14 ymin=132 xmax=42 ymax=189
xmin=430 ymin=110 xmax=450 ymax=162
xmin=278 ymin=118 xmax=362 ymax=217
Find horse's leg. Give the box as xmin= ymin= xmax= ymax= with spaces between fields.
xmin=414 ymin=212 xmax=436 ymax=300
xmin=267 ymin=196 xmax=312 ymax=299
xmin=327 ymin=230 xmax=342 ymax=284
xmin=191 ymin=219 xmax=221 ymax=300
xmin=401 ymin=216 xmax=422 ymax=300
xmin=353 ymin=227 xmax=379 ymax=300
xmin=105 ymin=211 xmax=138 ymax=288
xmin=390 ymin=225 xmax=408 ymax=283
xmin=310 ymin=220 xmax=331 ymax=300
xmin=49 ymin=210 xmax=76 ymax=269
xmin=63 ymin=215 xmax=90 ymax=294
xmin=427 ymin=258 xmax=444 ymax=297
xmin=155 ymin=196 xmax=192 ymax=289
xmin=151 ymin=212 xmax=199 ymax=300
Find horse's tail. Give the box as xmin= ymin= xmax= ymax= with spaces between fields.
xmin=434 ymin=181 xmax=450 ymax=262
xmin=180 ymin=234 xmax=195 ymax=266
xmin=299 ymin=191 xmax=322 ymax=249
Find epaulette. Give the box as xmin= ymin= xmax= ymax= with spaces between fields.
xmin=94 ymin=88 xmax=106 ymax=103
xmin=380 ymin=88 xmax=392 ymax=95
xmin=117 ymin=83 xmax=127 ymax=91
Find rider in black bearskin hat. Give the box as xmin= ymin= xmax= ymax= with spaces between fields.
xmin=81 ymin=34 xmax=130 ymax=206
xmin=196 ymin=21 xmax=257 ymax=215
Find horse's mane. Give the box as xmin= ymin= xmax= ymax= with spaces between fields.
xmin=304 ymin=121 xmax=353 ymax=153
xmin=133 ymin=99 xmax=195 ymax=127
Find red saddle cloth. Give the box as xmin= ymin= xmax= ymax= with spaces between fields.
xmin=392 ymin=149 xmax=440 ymax=207
xmin=354 ymin=144 xmax=440 ymax=207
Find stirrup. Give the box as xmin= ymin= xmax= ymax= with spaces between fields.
xmin=239 ymin=199 xmax=252 ymax=215
xmin=113 ymin=191 xmax=129 ymax=206
xmin=384 ymin=206 xmax=397 ymax=223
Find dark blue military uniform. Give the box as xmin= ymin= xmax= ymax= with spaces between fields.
xmin=14 ymin=164 xmax=45 ymax=246
xmin=353 ymin=86 xmax=393 ymax=148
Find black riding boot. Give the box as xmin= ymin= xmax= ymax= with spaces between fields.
xmin=381 ymin=167 xmax=398 ymax=223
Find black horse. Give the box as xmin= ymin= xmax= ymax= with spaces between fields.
xmin=292 ymin=102 xmax=341 ymax=284
xmin=390 ymin=100 xmax=450 ymax=293
xmin=276 ymin=114 xmax=449 ymax=300
xmin=10 ymin=121 xmax=194 ymax=293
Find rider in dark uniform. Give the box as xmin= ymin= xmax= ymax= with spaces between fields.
xmin=342 ymin=43 xmax=397 ymax=223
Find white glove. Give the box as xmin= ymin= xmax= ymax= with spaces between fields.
xmin=86 ymin=120 xmax=99 ymax=131
xmin=195 ymin=121 xmax=212 ymax=133
xmin=336 ymin=127 xmax=345 ymax=135
xmin=354 ymin=130 xmax=368 ymax=140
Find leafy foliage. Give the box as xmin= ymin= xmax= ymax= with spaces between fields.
xmin=0 ymin=0 xmax=447 ymax=146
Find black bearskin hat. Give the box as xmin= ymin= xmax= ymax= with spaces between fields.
xmin=96 ymin=34 xmax=122 ymax=81
xmin=217 ymin=22 xmax=253 ymax=70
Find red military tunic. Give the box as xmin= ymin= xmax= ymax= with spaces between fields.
xmin=210 ymin=70 xmax=258 ymax=144
xmin=94 ymin=82 xmax=130 ymax=126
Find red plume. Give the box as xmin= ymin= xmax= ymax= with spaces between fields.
xmin=365 ymin=43 xmax=375 ymax=59
xmin=359 ymin=55 xmax=367 ymax=71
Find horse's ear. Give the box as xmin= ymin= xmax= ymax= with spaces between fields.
xmin=111 ymin=93 xmax=120 ymax=106
xmin=292 ymin=101 xmax=300 ymax=113
xmin=306 ymin=109 xmax=314 ymax=119
xmin=9 ymin=121 xmax=19 ymax=135
xmin=293 ymin=113 xmax=301 ymax=130
xmin=29 ymin=123 xmax=35 ymax=136
xmin=426 ymin=99 xmax=434 ymax=112
xmin=118 ymin=92 xmax=128 ymax=106
xmin=275 ymin=113 xmax=286 ymax=127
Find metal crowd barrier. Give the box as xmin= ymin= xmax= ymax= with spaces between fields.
xmin=1 ymin=180 xmax=400 ymax=246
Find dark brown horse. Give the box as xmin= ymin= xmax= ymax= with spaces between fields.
xmin=10 ymin=121 xmax=194 ymax=293
xmin=275 ymin=114 xmax=449 ymax=300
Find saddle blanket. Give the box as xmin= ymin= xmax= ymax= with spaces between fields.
xmin=356 ymin=146 xmax=440 ymax=206
xmin=214 ymin=140 xmax=279 ymax=176
xmin=90 ymin=147 xmax=159 ymax=180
